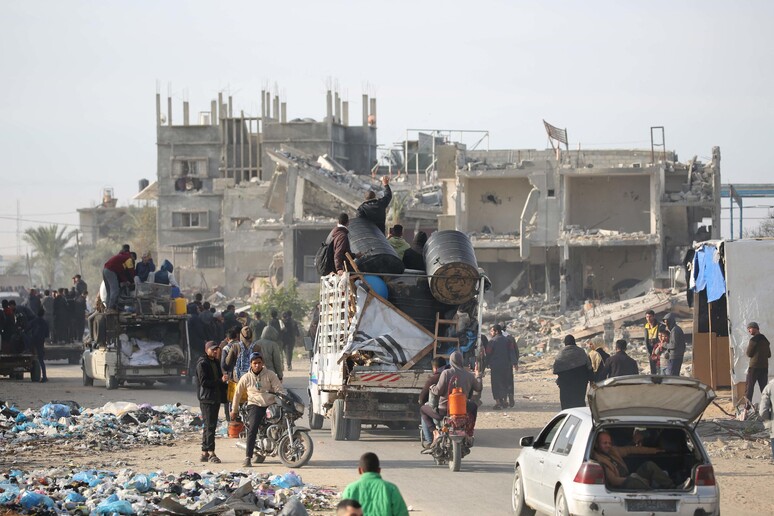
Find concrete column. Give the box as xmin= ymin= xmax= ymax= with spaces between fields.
xmin=210 ymin=100 xmax=217 ymax=126
xmin=155 ymin=93 xmax=161 ymax=127
xmin=326 ymin=90 xmax=333 ymax=122
xmin=711 ymin=146 xmax=722 ymax=239
xmin=281 ymin=102 xmax=287 ymax=123
xmin=265 ymin=92 xmax=271 ymax=120
xmin=369 ymin=98 xmax=377 ymax=126
xmin=335 ymin=92 xmax=341 ymax=124
xmin=342 ymin=101 xmax=349 ymax=126
xmin=218 ymin=92 xmax=223 ymax=122
xmin=273 ymin=96 xmax=280 ymax=121
xmin=183 ymin=101 xmax=190 ymax=126
xmin=167 ymin=96 xmax=172 ymax=126
xmin=362 ymin=94 xmax=369 ymax=126
xmin=228 ymin=96 xmax=233 ymax=117
xmin=282 ymin=164 xmax=299 ymax=286
xmin=261 ymin=90 xmax=266 ymax=119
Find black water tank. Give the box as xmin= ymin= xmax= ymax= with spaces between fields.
xmin=139 ymin=178 xmax=150 ymax=192
xmin=424 ymin=230 xmax=479 ymax=304
xmin=385 ymin=274 xmax=454 ymax=334
xmin=348 ymin=218 xmax=405 ymax=274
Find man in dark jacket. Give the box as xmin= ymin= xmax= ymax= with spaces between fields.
xmin=745 ymin=321 xmax=771 ymax=407
xmin=355 ymin=176 xmax=392 ymax=235
xmin=663 ymin=313 xmax=686 ymax=376
xmin=26 ymin=308 xmax=49 ymax=382
xmin=485 ymin=324 xmax=519 ymax=409
xmin=196 ymin=340 xmax=228 ymax=463
xmin=103 ymin=249 xmax=134 ymax=311
xmin=553 ymin=334 xmax=593 ymax=409
xmin=280 ymin=311 xmax=300 ymax=371
xmin=73 ymin=275 xmax=88 ymax=296
xmin=402 ymin=231 xmax=427 ymax=271
xmin=604 ymin=339 xmax=639 ymax=379
xmin=269 ymin=309 xmax=281 ymax=333
xmin=418 ymin=357 xmax=448 ymax=446
xmin=331 ymin=212 xmax=351 ymax=274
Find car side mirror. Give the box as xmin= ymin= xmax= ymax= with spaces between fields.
xmin=520 ymin=436 xmax=534 ymax=447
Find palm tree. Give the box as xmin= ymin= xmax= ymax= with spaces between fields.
xmin=23 ymin=225 xmax=74 ymax=288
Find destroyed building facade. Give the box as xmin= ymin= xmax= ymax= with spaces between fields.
xmin=439 ymin=146 xmax=721 ymax=308
xmin=152 ymin=90 xmax=377 ymax=294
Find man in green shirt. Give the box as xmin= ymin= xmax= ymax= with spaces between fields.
xmin=342 ymin=453 xmax=408 ymax=516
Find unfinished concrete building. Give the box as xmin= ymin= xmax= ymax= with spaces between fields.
xmin=153 ymin=89 xmax=378 ymax=295
xmin=440 ymin=146 xmax=721 ymax=308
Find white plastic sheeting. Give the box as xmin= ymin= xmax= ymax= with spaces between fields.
xmin=724 ymin=240 xmax=774 ymax=387
xmin=340 ymin=286 xmax=434 ymax=366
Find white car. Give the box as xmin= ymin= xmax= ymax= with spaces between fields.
xmin=512 ymin=375 xmax=719 ymax=516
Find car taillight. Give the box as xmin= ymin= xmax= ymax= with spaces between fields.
xmin=574 ymin=462 xmax=605 ymax=484
xmin=695 ymin=465 xmax=715 ymax=486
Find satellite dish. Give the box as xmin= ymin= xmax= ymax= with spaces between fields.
xmin=159 ymin=114 xmax=167 ymax=124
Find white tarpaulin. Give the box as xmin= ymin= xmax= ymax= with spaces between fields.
xmin=340 ymin=286 xmax=434 ymax=366
xmin=724 ymin=240 xmax=774 ymax=388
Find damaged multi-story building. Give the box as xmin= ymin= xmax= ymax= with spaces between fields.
xmin=438 ymin=144 xmax=720 ymax=308
xmin=151 ymin=89 xmax=379 ymax=295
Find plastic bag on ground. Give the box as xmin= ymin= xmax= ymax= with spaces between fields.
xmin=40 ymin=403 xmax=71 ymax=419
xmin=270 ymin=472 xmax=303 ymax=488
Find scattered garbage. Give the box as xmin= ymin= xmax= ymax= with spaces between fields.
xmin=0 ymin=400 xmax=202 ymax=458
xmin=0 ymin=467 xmax=339 ymax=515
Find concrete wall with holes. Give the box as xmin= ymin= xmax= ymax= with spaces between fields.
xmin=463 ymin=177 xmax=533 ymax=234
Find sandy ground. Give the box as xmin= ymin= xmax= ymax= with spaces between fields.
xmin=2 ymin=356 xmax=774 ymax=515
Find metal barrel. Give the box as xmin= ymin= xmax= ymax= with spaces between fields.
xmin=348 ymin=217 xmax=405 ymax=274
xmin=385 ymin=273 xmax=454 ymax=334
xmin=424 ymin=230 xmax=479 ymax=304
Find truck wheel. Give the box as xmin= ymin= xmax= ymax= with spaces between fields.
xmin=346 ymin=418 xmax=361 ymax=441
xmin=30 ymin=361 xmax=41 ymax=382
xmin=331 ymin=399 xmax=347 ymax=441
xmin=68 ymin=356 xmax=80 ymax=365
xmin=82 ymin=367 xmax=93 ymax=386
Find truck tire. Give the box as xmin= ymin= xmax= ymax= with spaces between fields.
xmin=307 ymin=390 xmax=324 ymax=429
xmin=346 ymin=418 xmax=361 ymax=441
xmin=30 ymin=361 xmax=41 ymax=382
xmin=82 ymin=366 xmax=93 ymax=386
xmin=331 ymin=399 xmax=347 ymax=441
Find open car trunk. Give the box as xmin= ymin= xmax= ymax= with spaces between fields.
xmin=591 ymin=423 xmax=708 ymax=491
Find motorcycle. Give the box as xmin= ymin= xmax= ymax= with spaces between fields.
xmin=422 ymin=413 xmax=472 ymax=472
xmin=238 ymin=389 xmax=314 ymax=468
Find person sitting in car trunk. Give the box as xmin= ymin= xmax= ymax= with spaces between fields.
xmin=592 ymin=431 xmax=674 ymax=490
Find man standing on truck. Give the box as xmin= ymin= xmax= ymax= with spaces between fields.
xmin=356 ymin=175 xmax=392 ymax=235
xmin=102 ymin=249 xmax=134 ymax=312
xmin=745 ymin=322 xmax=771 ymax=409
xmin=196 ymin=340 xmax=228 ymax=464
xmin=331 ymin=212 xmax=351 ymax=274
xmin=230 ymin=352 xmax=284 ymax=467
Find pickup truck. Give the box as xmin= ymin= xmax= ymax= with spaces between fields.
xmin=82 ymin=312 xmax=191 ymax=389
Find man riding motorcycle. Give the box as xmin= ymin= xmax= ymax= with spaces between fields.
xmin=420 ymin=351 xmax=482 ymax=447
xmin=230 ymin=352 xmax=284 ymax=467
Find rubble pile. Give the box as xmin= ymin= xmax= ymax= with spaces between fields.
xmin=663 ymin=158 xmax=715 ymax=203
xmin=0 ymin=467 xmax=337 ymax=515
xmin=486 ymin=290 xmax=683 ymax=355
xmin=0 ymin=401 xmax=201 ymax=456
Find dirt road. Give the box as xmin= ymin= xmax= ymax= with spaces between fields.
xmin=2 ymin=359 xmax=773 ymax=515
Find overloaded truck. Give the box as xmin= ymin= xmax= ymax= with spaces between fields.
xmin=308 ymin=225 xmax=487 ymax=440
xmin=82 ymin=283 xmax=191 ymax=389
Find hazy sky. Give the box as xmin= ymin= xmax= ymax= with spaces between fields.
xmin=2 ymin=0 xmax=773 ymax=255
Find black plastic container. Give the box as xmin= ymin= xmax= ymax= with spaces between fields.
xmin=348 ymin=217 xmax=405 ymax=274
xmin=385 ymin=273 xmax=454 ymax=334
xmin=424 ymin=230 xmax=479 ymax=304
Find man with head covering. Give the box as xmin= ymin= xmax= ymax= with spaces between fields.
xmin=485 ymin=324 xmax=519 ymax=409
xmin=230 ymin=352 xmax=284 ymax=467
xmin=255 ymin=324 xmax=284 ymax=380
xmin=420 ymin=351 xmax=482 ymax=447
xmin=402 ymin=231 xmax=427 ymax=271
xmin=552 ymin=334 xmax=593 ymax=409
xmin=196 ymin=340 xmax=228 ymax=463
